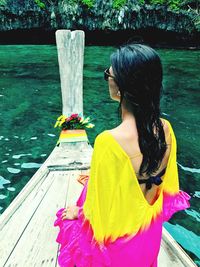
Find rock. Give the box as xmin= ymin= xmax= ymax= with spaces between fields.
xmin=0 ymin=0 xmax=199 ymax=46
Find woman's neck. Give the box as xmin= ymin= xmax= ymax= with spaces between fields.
xmin=121 ymin=106 xmax=135 ymax=122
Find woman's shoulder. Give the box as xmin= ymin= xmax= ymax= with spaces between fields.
xmin=93 ymin=131 xmax=112 ymax=152
xmin=94 ymin=130 xmax=109 ymax=143
xmin=161 ymin=118 xmax=170 ymax=139
xmin=160 ymin=118 xmax=175 ymax=143
xmin=103 ymin=118 xmax=172 ymax=138
xmin=94 ymin=117 xmax=174 ymax=150
xmin=92 ymin=131 xmax=118 ymax=163
xmin=161 ymin=117 xmax=173 ymax=129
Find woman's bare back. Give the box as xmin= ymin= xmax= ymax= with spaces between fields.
xmin=108 ymin=118 xmax=171 ymax=205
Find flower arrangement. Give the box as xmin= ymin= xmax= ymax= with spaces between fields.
xmin=54 ymin=114 xmax=95 ymax=130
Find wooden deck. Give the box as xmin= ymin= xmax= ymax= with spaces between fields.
xmin=0 ymin=141 xmax=197 ymax=267
xmin=0 ymin=29 xmax=197 ymax=267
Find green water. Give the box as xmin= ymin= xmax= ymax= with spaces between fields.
xmin=0 ymin=45 xmax=199 ymax=265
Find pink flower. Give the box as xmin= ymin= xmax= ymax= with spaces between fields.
xmin=71 ymin=113 xmax=78 ymax=119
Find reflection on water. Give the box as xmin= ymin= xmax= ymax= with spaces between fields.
xmin=21 ymin=162 xmax=42 ymax=168
xmin=7 ymin=167 xmax=21 ymax=174
xmin=164 ymin=222 xmax=200 ymax=264
xmin=0 ymin=45 xmax=199 ymax=265
xmin=0 ymin=176 xmax=10 ymax=189
xmin=178 ymin=163 xmax=200 ymax=174
xmin=12 ymin=153 xmax=32 ymax=159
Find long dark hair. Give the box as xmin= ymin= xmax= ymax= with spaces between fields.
xmin=110 ymin=44 xmax=167 ymax=177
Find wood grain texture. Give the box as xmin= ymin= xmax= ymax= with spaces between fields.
xmin=3 ymin=171 xmax=70 ymax=267
xmin=0 ymin=170 xmax=52 ymax=265
xmin=0 ymin=140 xmax=197 ymax=267
xmin=0 ymin=145 xmax=60 ymax=231
xmin=0 ymin=28 xmax=196 ymax=266
xmin=47 ymin=142 xmax=93 ymax=171
xmin=56 ymin=30 xmax=85 ymax=117
xmin=65 ymin=170 xmax=83 ymax=207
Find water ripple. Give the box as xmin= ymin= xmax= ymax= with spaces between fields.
xmin=21 ymin=162 xmax=42 ymax=169
xmin=185 ymin=209 xmax=200 ymax=222
xmin=7 ymin=187 xmax=16 ymax=191
xmin=0 ymin=195 xmax=7 ymax=200
xmin=12 ymin=153 xmax=32 ymax=159
xmin=0 ymin=175 xmax=10 ymax=189
xmin=164 ymin=222 xmax=200 ymax=259
xmin=47 ymin=133 xmax=56 ymax=137
xmin=7 ymin=167 xmax=21 ymax=174
xmin=178 ymin=163 xmax=200 ymax=174
xmin=162 ymin=112 xmax=170 ymax=116
xmin=30 ymin=137 xmax=37 ymax=140
xmin=194 ymin=191 xmax=200 ymax=198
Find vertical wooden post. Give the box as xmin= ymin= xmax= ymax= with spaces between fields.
xmin=56 ymin=30 xmax=85 ymax=117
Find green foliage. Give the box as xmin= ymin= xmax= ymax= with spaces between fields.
xmin=140 ymin=0 xmax=182 ymax=11
xmin=181 ymin=0 xmax=199 ymax=11
xmin=142 ymin=0 xmax=199 ymax=11
xmin=35 ymin=0 xmax=45 ymax=9
xmin=149 ymin=0 xmax=165 ymax=4
xmin=113 ymin=0 xmax=127 ymax=9
xmin=33 ymin=0 xmax=199 ymax=13
xmin=81 ymin=0 xmax=94 ymax=8
xmin=35 ymin=0 xmax=95 ymax=9
xmin=67 ymin=0 xmax=78 ymax=5
xmin=138 ymin=0 xmax=145 ymax=4
xmin=167 ymin=0 xmax=181 ymax=10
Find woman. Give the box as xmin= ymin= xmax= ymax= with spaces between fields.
xmin=54 ymin=44 xmax=190 ymax=267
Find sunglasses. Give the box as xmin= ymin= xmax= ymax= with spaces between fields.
xmin=104 ymin=68 xmax=115 ymax=81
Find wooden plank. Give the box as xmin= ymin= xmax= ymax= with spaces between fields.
xmin=0 ymin=145 xmax=59 ymax=230
xmin=56 ymin=30 xmax=85 ymax=117
xmin=159 ymin=239 xmax=183 ymax=267
xmin=66 ymin=170 xmax=83 ymax=207
xmin=0 ymin=170 xmax=55 ymax=266
xmin=3 ymin=171 xmax=71 ymax=267
xmin=47 ymin=142 xmax=93 ymax=171
xmin=0 ymin=168 xmax=49 ymax=230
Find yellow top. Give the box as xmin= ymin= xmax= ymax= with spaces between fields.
xmin=83 ymin=119 xmax=179 ymax=244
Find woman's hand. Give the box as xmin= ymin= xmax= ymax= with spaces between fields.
xmin=61 ymin=205 xmax=79 ymax=220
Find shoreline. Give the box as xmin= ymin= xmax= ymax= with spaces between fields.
xmin=0 ymin=29 xmax=199 ymax=50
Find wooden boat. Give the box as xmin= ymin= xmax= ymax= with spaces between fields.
xmin=0 ymin=30 xmax=197 ymax=267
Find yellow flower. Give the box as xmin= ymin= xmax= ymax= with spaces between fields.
xmin=54 ymin=115 xmax=67 ymax=128
xmin=86 ymin=123 xmax=95 ymax=128
xmin=54 ymin=121 xmax=60 ymax=128
xmin=81 ymin=117 xmax=90 ymax=124
xmin=57 ymin=115 xmax=64 ymax=120
xmin=54 ymin=114 xmax=95 ymax=130
xmin=60 ymin=117 xmax=66 ymax=124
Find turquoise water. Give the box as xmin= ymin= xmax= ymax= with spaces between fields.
xmin=0 ymin=45 xmax=199 ymax=265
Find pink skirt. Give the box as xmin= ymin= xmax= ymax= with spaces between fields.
xmin=54 ymin=180 xmax=190 ymax=267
